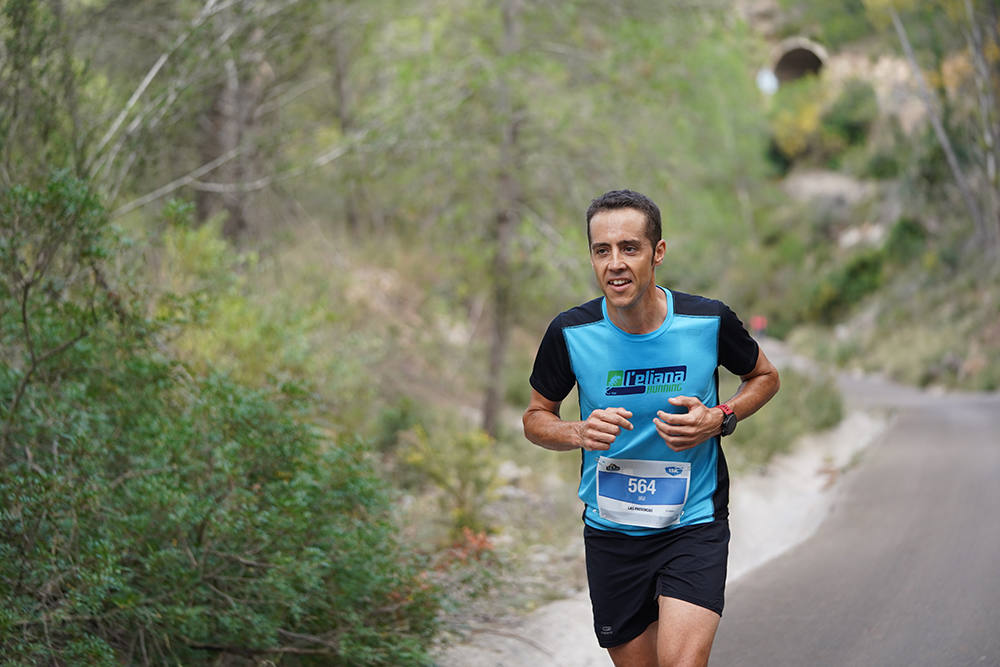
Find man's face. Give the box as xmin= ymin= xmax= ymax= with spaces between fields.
xmin=588 ymin=207 xmax=666 ymax=311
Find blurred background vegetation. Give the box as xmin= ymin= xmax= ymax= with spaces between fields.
xmin=2 ymin=0 xmax=998 ymax=663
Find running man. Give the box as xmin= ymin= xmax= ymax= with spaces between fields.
xmin=523 ymin=189 xmax=779 ymax=667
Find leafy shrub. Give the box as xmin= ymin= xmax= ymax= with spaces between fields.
xmin=769 ymin=78 xmax=879 ymax=169
xmin=884 ymin=217 xmax=927 ymax=264
xmin=401 ymin=426 xmax=499 ymax=542
xmin=863 ymin=150 xmax=903 ymax=179
xmin=724 ymin=367 xmax=844 ymax=472
xmin=805 ymin=249 xmax=885 ymax=324
xmin=820 ymin=79 xmax=878 ymax=149
xmin=373 ymin=396 xmax=423 ymax=455
xmin=1 ymin=172 xmax=440 ymax=665
xmin=777 ymin=0 xmax=874 ymax=48
xmin=911 ymin=126 xmax=973 ymax=188
xmin=769 ymin=77 xmax=825 ymax=164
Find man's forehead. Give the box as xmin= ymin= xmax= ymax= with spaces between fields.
xmin=589 ymin=208 xmax=648 ymax=242
xmin=590 ymin=207 xmax=646 ymax=225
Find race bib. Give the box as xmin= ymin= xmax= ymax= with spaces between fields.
xmin=596 ymin=457 xmax=691 ymax=528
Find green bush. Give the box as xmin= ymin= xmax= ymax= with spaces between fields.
xmin=149 ymin=206 xmax=384 ymax=440
xmin=769 ymin=77 xmax=825 ymax=164
xmin=805 ymin=249 xmax=885 ymax=324
xmin=1 ymin=173 xmax=440 ymax=665
xmin=777 ymin=0 xmax=873 ymax=48
xmin=884 ymin=217 xmax=927 ymax=264
xmin=725 ymin=367 xmax=844 ymax=472
xmin=402 ymin=426 xmax=499 ymax=542
xmin=820 ymin=79 xmax=878 ymax=149
xmin=769 ymin=77 xmax=879 ymax=169
xmin=863 ymin=150 xmax=903 ymax=179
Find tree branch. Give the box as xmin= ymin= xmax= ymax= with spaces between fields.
xmin=183 ymin=633 xmax=335 ymax=656
xmin=111 ymin=129 xmax=360 ymax=218
xmin=90 ymin=0 xmax=243 ymax=177
xmin=204 ymin=548 xmax=273 ymax=568
xmin=2 ymin=283 xmax=87 ymax=451
xmin=890 ymin=8 xmax=987 ymax=246
xmin=111 ymin=147 xmax=242 ymax=217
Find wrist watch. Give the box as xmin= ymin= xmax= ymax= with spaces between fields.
xmin=717 ymin=403 xmax=737 ymax=437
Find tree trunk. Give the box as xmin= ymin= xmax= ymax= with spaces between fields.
xmin=481 ymin=0 xmax=522 ymax=439
xmin=196 ymin=26 xmax=271 ymax=240
xmin=331 ymin=20 xmax=362 ymax=233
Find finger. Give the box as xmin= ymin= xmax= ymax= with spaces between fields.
xmin=653 ymin=417 xmax=679 ymax=440
xmin=583 ymin=432 xmax=617 ymax=452
xmin=588 ymin=416 xmax=624 ymax=435
xmin=668 ymin=395 xmax=702 ymax=410
xmin=653 ymin=417 xmax=691 ymax=437
xmin=656 ymin=409 xmax=694 ymax=426
xmin=604 ymin=407 xmax=634 ymax=430
xmin=654 ymin=418 xmax=701 ymax=448
xmin=582 ymin=428 xmax=616 ymax=450
xmin=595 ymin=408 xmax=632 ymax=431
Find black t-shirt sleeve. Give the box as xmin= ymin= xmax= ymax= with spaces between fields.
xmin=718 ymin=303 xmax=759 ymax=377
xmin=529 ymin=315 xmax=576 ymax=402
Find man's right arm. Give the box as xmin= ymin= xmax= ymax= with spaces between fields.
xmin=522 ymin=388 xmax=633 ymax=452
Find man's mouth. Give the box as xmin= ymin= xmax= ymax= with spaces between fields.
xmin=609 ymin=279 xmax=631 ymax=287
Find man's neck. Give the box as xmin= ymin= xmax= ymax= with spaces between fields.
xmin=606 ymin=284 xmax=668 ymax=335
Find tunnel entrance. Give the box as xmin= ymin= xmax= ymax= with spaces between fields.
xmin=772 ymin=37 xmax=828 ymax=84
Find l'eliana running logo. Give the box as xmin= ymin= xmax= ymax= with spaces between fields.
xmin=605 ymin=366 xmax=687 ymax=396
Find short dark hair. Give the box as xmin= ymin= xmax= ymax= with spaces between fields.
xmin=585 ymin=189 xmax=662 ymax=248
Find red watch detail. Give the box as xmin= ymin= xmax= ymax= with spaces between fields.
xmin=717 ymin=403 xmax=734 ymax=416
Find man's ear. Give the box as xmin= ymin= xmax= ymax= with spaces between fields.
xmin=653 ymin=239 xmax=666 ymax=267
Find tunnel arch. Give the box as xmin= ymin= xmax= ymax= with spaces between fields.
xmin=772 ymin=37 xmax=828 ymax=84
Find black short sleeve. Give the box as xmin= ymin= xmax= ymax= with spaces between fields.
xmin=718 ymin=303 xmax=759 ymax=377
xmin=529 ymin=314 xmax=577 ymax=402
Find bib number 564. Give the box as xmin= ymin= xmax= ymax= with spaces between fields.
xmin=627 ymin=478 xmax=656 ymax=495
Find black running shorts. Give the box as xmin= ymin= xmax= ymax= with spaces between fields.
xmin=584 ymin=519 xmax=730 ymax=648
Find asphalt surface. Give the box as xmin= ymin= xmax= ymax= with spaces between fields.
xmin=712 ymin=373 xmax=1000 ymax=667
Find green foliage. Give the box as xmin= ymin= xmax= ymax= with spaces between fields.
xmin=911 ymin=125 xmax=966 ymax=187
xmin=770 ymin=77 xmax=879 ymax=169
xmin=148 ymin=207 xmax=382 ymax=438
xmin=792 ymin=257 xmax=1000 ymax=392
xmin=373 ymin=396 xmax=423 ymax=455
xmin=883 ymin=216 xmax=927 ymax=263
xmin=725 ymin=367 xmax=844 ymax=472
xmin=1 ymin=367 xmax=440 ymax=664
xmin=779 ymin=0 xmax=875 ymax=47
xmin=769 ymin=77 xmax=827 ymax=164
xmin=805 ymin=248 xmax=886 ymax=324
xmin=504 ymin=343 xmax=536 ymax=410
xmin=402 ymin=426 xmax=500 ymax=542
xmin=861 ymin=148 xmax=903 ymax=180
xmin=0 ymin=0 xmax=82 ymax=178
xmin=821 ymin=79 xmax=879 ymax=151
xmin=1 ymin=174 xmax=440 ymax=664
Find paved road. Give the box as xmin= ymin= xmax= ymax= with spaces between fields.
xmin=712 ymin=373 xmax=1000 ymax=666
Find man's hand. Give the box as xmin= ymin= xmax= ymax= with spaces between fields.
xmin=653 ymin=396 xmax=722 ymax=452
xmin=576 ymin=407 xmax=633 ymax=451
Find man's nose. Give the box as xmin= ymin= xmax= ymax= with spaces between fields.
xmin=609 ymin=250 xmax=627 ymax=269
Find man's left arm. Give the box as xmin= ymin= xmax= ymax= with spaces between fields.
xmin=653 ymin=347 xmax=780 ymax=453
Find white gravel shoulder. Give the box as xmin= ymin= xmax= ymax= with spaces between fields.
xmin=434 ymin=344 xmax=888 ymax=667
